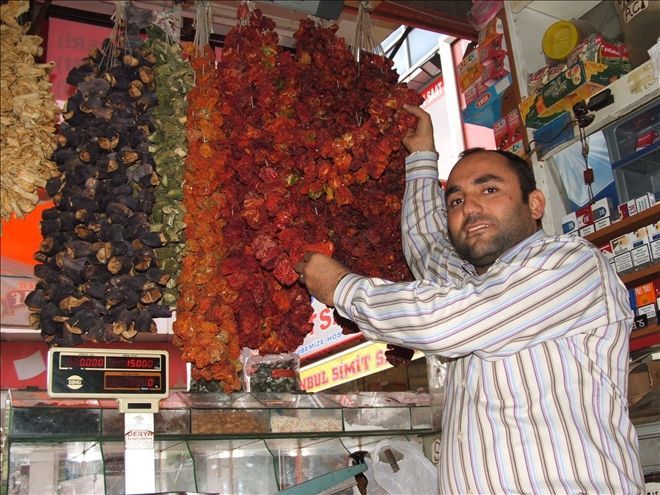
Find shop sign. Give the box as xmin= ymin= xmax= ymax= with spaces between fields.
xmin=299 ymin=341 xmax=423 ymax=392
xmin=421 ymin=77 xmax=445 ymax=104
xmin=295 ymin=297 xmax=361 ymax=358
xmin=620 ymin=0 xmax=648 ymax=23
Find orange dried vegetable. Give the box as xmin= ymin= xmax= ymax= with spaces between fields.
xmin=173 ymin=43 xmax=242 ymax=392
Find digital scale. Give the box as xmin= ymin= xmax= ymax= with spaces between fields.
xmin=47 ymin=347 xmax=169 ymax=413
xmin=47 ymin=347 xmax=170 ymax=494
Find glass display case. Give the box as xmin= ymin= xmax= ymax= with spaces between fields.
xmin=603 ymin=98 xmax=660 ymax=202
xmin=3 ymin=389 xmax=438 ymax=494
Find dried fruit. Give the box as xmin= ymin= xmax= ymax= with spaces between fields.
xmin=0 ymin=0 xmax=60 ymax=220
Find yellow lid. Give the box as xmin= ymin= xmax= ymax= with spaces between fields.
xmin=542 ymin=20 xmax=579 ymax=61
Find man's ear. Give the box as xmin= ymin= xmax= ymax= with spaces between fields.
xmin=528 ymin=189 xmax=545 ymax=221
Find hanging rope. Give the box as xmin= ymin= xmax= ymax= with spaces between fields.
xmin=100 ymin=0 xmax=128 ymax=70
xmin=193 ymin=0 xmax=213 ymax=56
xmin=153 ymin=5 xmax=180 ymax=45
xmin=351 ymin=0 xmax=383 ymax=63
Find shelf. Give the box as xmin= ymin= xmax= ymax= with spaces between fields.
xmin=631 ymin=324 xmax=659 ymax=341
xmin=630 ymin=324 xmax=660 ymax=352
xmin=619 ymin=263 xmax=660 ymax=288
xmin=585 ymin=203 xmax=659 ymax=247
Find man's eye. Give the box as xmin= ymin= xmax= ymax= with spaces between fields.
xmin=484 ymin=187 xmax=498 ymax=194
xmin=448 ymin=198 xmax=463 ymax=208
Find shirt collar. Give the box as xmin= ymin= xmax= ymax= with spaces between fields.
xmin=459 ymin=229 xmax=546 ymax=276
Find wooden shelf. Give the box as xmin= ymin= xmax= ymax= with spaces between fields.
xmin=585 ymin=204 xmax=659 ymax=247
xmin=630 ymin=324 xmax=659 ymax=352
xmin=631 ymin=324 xmax=658 ymax=341
xmin=620 ymin=264 xmax=660 ymax=288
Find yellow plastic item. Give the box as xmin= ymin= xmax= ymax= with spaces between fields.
xmin=542 ymin=20 xmax=580 ymax=62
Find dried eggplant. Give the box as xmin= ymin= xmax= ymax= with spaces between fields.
xmin=26 ymin=4 xmax=172 ymax=346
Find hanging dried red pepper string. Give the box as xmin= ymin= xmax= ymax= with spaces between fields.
xmin=175 ymin=3 xmax=422 ymax=389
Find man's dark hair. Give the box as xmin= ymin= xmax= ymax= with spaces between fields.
xmin=458 ymin=148 xmax=536 ymax=203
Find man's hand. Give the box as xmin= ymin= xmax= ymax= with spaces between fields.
xmin=402 ymin=105 xmax=436 ymax=154
xmin=295 ymin=252 xmax=351 ymax=307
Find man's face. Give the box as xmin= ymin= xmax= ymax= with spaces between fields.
xmin=445 ymin=152 xmax=544 ymax=273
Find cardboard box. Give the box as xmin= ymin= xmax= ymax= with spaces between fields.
xmin=591 ymin=197 xmax=617 ymax=221
xmin=635 ymin=192 xmax=655 ymax=212
xmin=576 ymin=205 xmax=594 ymax=228
xmin=648 ymin=221 xmax=660 ymax=260
xmin=611 ymin=234 xmax=632 ymax=254
xmin=635 ymin=282 xmax=656 ymax=307
xmin=521 ymin=60 xmax=628 ymax=128
xmin=562 ymin=211 xmax=578 ymax=234
xmin=595 ymin=217 xmax=612 ymax=230
xmin=579 ymin=224 xmax=596 ymax=237
xmin=458 ymin=50 xmax=482 ymax=94
xmin=631 ymin=227 xmax=652 ymax=267
xmin=462 ymin=74 xmax=512 ymax=128
xmin=478 ymin=16 xmax=504 ymax=45
xmin=618 ymin=199 xmax=638 ymax=219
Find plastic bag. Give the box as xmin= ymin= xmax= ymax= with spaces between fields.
xmin=369 ymin=439 xmax=439 ymax=495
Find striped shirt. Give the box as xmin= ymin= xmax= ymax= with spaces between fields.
xmin=334 ymin=152 xmax=644 ymax=494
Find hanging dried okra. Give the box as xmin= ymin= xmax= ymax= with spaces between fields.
xmin=145 ymin=25 xmax=193 ymax=307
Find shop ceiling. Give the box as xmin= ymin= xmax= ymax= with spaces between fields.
xmin=30 ymin=0 xmax=478 ymax=48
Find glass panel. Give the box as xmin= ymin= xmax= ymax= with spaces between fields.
xmin=8 ymin=441 xmax=105 ymax=495
xmin=343 ymin=407 xmax=411 ymax=431
xmin=103 ymin=408 xmax=189 ymax=436
xmin=10 ymin=407 xmax=100 ymax=438
xmin=270 ymin=408 xmax=343 ymax=433
xmin=190 ymin=409 xmax=270 ymax=435
xmin=407 ymin=29 xmax=440 ymax=63
xmin=100 ymin=440 xmax=197 ymax=494
xmin=265 ymin=437 xmax=349 ymax=491
xmin=154 ymin=440 xmax=196 ymax=492
xmin=189 ymin=439 xmax=278 ymax=494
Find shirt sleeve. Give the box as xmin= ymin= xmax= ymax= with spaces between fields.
xmin=401 ymin=151 xmax=452 ymax=279
xmin=334 ymin=237 xmax=632 ymax=360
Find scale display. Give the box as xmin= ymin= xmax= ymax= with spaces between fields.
xmin=48 ymin=348 xmax=169 ymax=399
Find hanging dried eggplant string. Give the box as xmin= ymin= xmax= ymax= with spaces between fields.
xmin=0 ymin=0 xmax=60 ymax=220
xmin=145 ymin=18 xmax=193 ymax=307
xmin=26 ymin=3 xmax=171 ymax=346
xmin=351 ymin=0 xmax=383 ymax=66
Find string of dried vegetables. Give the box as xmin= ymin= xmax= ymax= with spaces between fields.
xmin=173 ymin=2 xmax=243 ymax=392
xmin=0 ymin=0 xmax=60 ymax=220
xmin=174 ymin=4 xmax=421 ymax=390
xmin=25 ymin=5 xmax=172 ymax=345
xmin=145 ymin=25 xmax=193 ymax=306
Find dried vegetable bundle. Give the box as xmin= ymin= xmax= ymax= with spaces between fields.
xmin=175 ymin=5 xmax=421 ymax=390
xmin=0 ymin=0 xmax=60 ymax=220
xmin=25 ymin=6 xmax=173 ymax=345
xmin=145 ymin=25 xmax=193 ymax=306
xmin=173 ymin=1 xmax=244 ymax=391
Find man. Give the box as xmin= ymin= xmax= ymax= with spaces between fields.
xmin=295 ymin=105 xmax=644 ymax=494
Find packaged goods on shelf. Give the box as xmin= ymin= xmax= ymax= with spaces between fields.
xmin=521 ymin=34 xmax=631 ymax=128
xmin=244 ymin=353 xmax=301 ymax=393
xmin=648 ymin=221 xmax=660 ymax=261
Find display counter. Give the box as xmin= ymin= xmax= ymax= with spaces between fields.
xmin=3 ymin=389 xmax=438 ymax=494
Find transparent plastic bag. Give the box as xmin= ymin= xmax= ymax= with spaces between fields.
xmin=369 ymin=439 xmax=439 ymax=495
